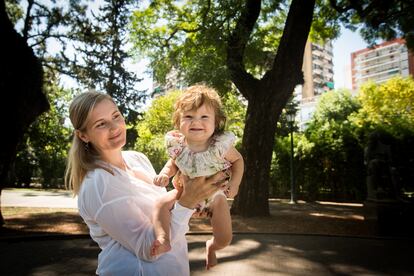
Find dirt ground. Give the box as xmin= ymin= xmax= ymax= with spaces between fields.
xmin=0 ymin=199 xmax=378 ymax=238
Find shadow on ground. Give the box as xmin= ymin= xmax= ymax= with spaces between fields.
xmin=188 ymin=234 xmax=414 ymax=275
xmin=1 ymin=234 xmax=413 ymax=275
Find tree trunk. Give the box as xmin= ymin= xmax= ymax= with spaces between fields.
xmin=231 ymin=96 xmax=279 ymax=216
xmin=0 ymin=0 xmax=49 ymax=226
xmin=229 ymin=0 xmax=316 ymax=216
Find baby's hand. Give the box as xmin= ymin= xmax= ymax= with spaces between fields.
xmin=224 ymin=184 xmax=239 ymax=199
xmin=153 ymin=173 xmax=170 ymax=187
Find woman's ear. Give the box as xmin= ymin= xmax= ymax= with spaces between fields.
xmin=75 ymin=129 xmax=89 ymax=143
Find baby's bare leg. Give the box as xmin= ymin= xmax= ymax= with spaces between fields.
xmin=206 ymin=194 xmax=232 ymax=269
xmin=151 ymin=189 xmax=178 ymax=256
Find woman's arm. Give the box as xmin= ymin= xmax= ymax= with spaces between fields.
xmin=91 ymin=172 xmax=226 ymax=261
xmin=94 ymin=197 xmax=164 ymax=262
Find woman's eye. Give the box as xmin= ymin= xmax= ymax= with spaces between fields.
xmin=96 ymin=122 xmax=106 ymax=128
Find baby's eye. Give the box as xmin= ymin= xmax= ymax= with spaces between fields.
xmin=183 ymin=115 xmax=193 ymax=119
xmin=201 ymin=115 xmax=209 ymax=119
xmin=96 ymin=122 xmax=106 ymax=128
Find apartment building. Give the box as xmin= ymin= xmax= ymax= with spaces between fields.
xmin=351 ymin=38 xmax=414 ymax=91
xmin=295 ymin=40 xmax=334 ymax=129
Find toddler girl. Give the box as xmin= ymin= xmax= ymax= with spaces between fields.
xmin=151 ymin=84 xmax=244 ymax=269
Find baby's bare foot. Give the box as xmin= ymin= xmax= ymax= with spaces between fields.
xmin=150 ymin=238 xmax=171 ymax=256
xmin=205 ymin=239 xmax=217 ymax=270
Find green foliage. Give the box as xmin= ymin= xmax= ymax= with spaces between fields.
xmin=270 ymin=90 xmax=366 ymax=200
xmin=309 ymin=0 xmax=341 ymax=43
xmin=330 ymin=0 xmax=414 ymax=50
xmin=6 ymin=0 xmax=147 ymax=129
xmin=351 ymin=77 xmax=414 ymax=137
xmin=5 ymin=0 xmax=23 ymax=24
xmin=59 ymin=0 xmax=147 ymax=117
xmin=7 ymin=0 xmax=148 ymax=174
xmin=130 ymin=0 xmax=339 ymax=91
xmin=272 ymin=79 xmax=414 ymax=200
xmin=134 ymin=90 xmax=181 ymax=172
xmin=221 ymin=92 xmax=246 ymax=144
xmin=14 ymin=72 xmax=73 ymax=187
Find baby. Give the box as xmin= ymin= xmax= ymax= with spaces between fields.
xmin=151 ymin=84 xmax=244 ymax=269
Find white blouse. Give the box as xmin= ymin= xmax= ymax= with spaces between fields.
xmin=78 ymin=151 xmax=195 ymax=276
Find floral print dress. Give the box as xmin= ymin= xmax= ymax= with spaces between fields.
xmin=166 ymin=130 xmax=236 ymax=210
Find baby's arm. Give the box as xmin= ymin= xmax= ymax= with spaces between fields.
xmin=153 ymin=159 xmax=178 ymax=187
xmin=224 ymin=146 xmax=244 ymax=198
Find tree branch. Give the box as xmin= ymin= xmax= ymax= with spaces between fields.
xmin=226 ymin=0 xmax=261 ymax=100
xmin=263 ymin=0 xmax=315 ymax=94
xmin=23 ymin=0 xmax=34 ymax=41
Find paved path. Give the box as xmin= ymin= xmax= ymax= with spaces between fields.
xmin=2 ymin=188 xmax=77 ymax=208
xmin=2 ymin=188 xmax=414 ymax=275
xmin=1 ymin=234 xmax=413 ymax=275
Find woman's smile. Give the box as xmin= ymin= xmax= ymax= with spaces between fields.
xmin=110 ymin=131 xmax=122 ymax=140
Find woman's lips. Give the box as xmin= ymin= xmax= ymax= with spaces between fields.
xmin=110 ymin=131 xmax=122 ymax=139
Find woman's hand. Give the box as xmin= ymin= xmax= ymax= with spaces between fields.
xmin=177 ymin=172 xmax=227 ymax=209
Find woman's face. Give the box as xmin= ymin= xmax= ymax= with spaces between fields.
xmin=78 ymin=99 xmax=126 ymax=153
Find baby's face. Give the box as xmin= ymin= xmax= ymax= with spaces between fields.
xmin=179 ymin=104 xmax=216 ymax=144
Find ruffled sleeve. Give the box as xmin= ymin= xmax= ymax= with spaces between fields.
xmin=213 ymin=131 xmax=236 ymax=157
xmin=165 ymin=130 xmax=184 ymax=159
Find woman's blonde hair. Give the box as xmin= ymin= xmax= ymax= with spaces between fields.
xmin=65 ymin=91 xmax=115 ymax=195
xmin=173 ymin=84 xmax=226 ymax=134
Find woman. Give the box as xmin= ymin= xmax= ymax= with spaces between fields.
xmin=65 ymin=91 xmax=225 ymax=275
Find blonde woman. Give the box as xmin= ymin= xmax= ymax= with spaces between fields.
xmin=65 ymin=91 xmax=226 ymax=275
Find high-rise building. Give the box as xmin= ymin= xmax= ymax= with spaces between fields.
xmin=351 ymin=38 xmax=414 ymax=91
xmin=295 ymin=40 xmax=334 ymax=129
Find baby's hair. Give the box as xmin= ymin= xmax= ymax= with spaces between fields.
xmin=173 ymin=84 xmax=226 ymax=134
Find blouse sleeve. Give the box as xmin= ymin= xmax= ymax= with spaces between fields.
xmin=215 ymin=131 xmax=236 ymax=156
xmin=165 ymin=130 xmax=184 ymax=159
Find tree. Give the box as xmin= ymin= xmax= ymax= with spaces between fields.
xmin=351 ymin=76 xmax=414 ymax=137
xmin=25 ymin=72 xmax=72 ymax=187
xmin=300 ymin=89 xmax=364 ymax=200
xmin=0 ymin=0 xmax=49 ymax=225
xmin=131 ymin=0 xmax=413 ymax=216
xmin=59 ymin=1 xmax=147 ymax=118
xmin=131 ymin=0 xmax=318 ymax=216
xmin=12 ymin=72 xmax=72 ymax=188
xmin=330 ymin=0 xmax=414 ymax=50
xmin=7 ymin=0 xmax=148 ymax=147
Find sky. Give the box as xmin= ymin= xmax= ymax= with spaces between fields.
xmin=332 ymin=28 xmax=368 ymax=89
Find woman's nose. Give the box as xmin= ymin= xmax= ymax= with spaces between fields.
xmin=108 ymin=120 xmax=121 ymax=131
